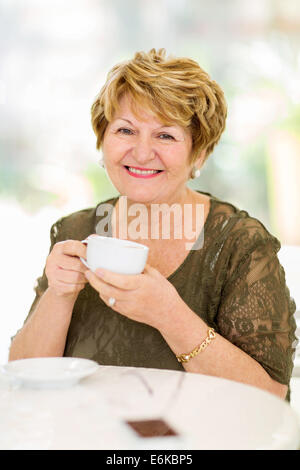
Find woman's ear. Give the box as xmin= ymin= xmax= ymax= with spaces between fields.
xmin=195 ymin=149 xmax=206 ymax=169
xmin=189 ymin=149 xmax=207 ymax=179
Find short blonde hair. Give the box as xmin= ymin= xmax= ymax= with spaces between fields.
xmin=91 ymin=48 xmax=227 ymax=163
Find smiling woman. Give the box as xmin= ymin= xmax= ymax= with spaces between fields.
xmin=9 ymin=49 xmax=297 ymax=402
xmin=100 ymin=93 xmax=196 ymax=206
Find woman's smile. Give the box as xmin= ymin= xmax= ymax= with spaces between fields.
xmin=124 ymin=165 xmax=164 ymax=179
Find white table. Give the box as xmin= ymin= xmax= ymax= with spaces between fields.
xmin=0 ymin=365 xmax=299 ymax=450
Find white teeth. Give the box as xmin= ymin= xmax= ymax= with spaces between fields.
xmin=127 ymin=167 xmax=160 ymax=175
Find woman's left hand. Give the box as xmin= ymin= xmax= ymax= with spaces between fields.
xmin=85 ymin=264 xmax=181 ymax=330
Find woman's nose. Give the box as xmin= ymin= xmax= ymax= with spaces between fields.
xmin=132 ymin=136 xmax=155 ymax=163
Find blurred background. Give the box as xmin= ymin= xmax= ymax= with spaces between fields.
xmin=0 ymin=0 xmax=299 ymax=364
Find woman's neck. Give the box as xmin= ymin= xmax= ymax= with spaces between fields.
xmin=111 ymin=188 xmax=207 ymax=244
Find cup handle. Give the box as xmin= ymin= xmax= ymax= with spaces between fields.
xmin=80 ymin=235 xmax=99 ymax=270
xmin=80 ymin=257 xmax=89 ymax=269
xmin=81 ymin=235 xmax=99 ymax=244
xmin=80 ymin=239 xmax=89 ymax=268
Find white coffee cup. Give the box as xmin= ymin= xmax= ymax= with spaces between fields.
xmin=80 ymin=235 xmax=149 ymax=275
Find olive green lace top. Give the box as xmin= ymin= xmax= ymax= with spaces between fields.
xmin=23 ymin=192 xmax=298 ymax=399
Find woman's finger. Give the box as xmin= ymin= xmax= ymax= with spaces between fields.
xmin=57 ymin=256 xmax=88 ymax=273
xmin=93 ymin=268 xmax=141 ymax=290
xmin=143 ymin=263 xmax=160 ymax=277
xmin=85 ymin=270 xmax=126 ymax=298
xmin=57 ymin=240 xmax=87 ymax=258
xmin=56 ymin=268 xmax=87 ymax=285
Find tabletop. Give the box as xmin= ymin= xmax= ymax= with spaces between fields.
xmin=0 ymin=364 xmax=299 ymax=450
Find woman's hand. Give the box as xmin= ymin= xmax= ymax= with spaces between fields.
xmin=85 ymin=264 xmax=182 ymax=331
xmin=45 ymin=240 xmax=89 ymax=299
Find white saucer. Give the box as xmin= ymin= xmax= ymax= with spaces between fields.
xmin=1 ymin=357 xmax=99 ymax=389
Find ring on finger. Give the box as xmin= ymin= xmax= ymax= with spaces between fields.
xmin=108 ymin=297 xmax=116 ymax=307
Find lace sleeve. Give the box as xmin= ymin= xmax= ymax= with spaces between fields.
xmin=216 ymin=223 xmax=298 ymax=386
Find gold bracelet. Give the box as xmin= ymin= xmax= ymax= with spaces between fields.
xmin=176 ymin=328 xmax=216 ymax=363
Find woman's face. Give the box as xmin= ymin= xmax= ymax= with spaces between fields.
xmin=102 ymin=94 xmax=194 ymax=205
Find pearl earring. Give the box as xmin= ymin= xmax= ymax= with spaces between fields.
xmin=191 ymin=167 xmax=201 ymax=179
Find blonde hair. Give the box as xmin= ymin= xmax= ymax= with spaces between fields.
xmin=91 ymin=48 xmax=227 ymax=163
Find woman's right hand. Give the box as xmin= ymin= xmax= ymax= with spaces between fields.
xmin=45 ymin=240 xmax=89 ymax=299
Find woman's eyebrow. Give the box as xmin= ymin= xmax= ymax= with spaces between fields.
xmin=113 ymin=117 xmax=134 ymax=125
xmin=160 ymin=125 xmax=179 ymax=130
xmin=113 ymin=118 xmax=180 ymax=131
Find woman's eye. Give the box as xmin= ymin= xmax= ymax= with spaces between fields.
xmin=118 ymin=128 xmax=133 ymax=135
xmin=158 ymin=133 xmax=174 ymax=140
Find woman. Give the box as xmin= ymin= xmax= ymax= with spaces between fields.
xmin=9 ymin=49 xmax=297 ymax=400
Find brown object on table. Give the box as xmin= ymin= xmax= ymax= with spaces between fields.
xmin=126 ymin=419 xmax=178 ymax=438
